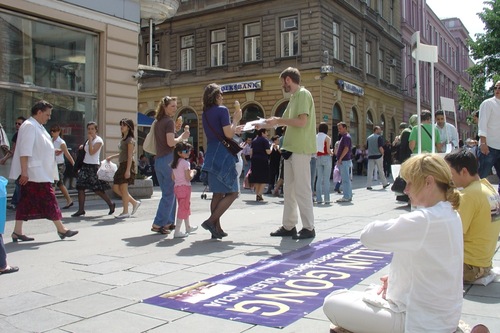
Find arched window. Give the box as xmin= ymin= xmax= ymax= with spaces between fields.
xmin=178 ymin=108 xmax=199 ymax=151
xmin=242 ymin=104 xmax=264 ymax=123
xmin=380 ymin=114 xmax=386 ymax=141
xmin=332 ymin=103 xmax=342 ymax=140
xmin=274 ymin=101 xmax=289 ymax=136
xmin=366 ymin=110 xmax=374 ymax=139
xmin=350 ymin=106 xmax=359 ymax=146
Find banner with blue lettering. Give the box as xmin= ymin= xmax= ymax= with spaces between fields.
xmin=143 ymin=238 xmax=392 ymax=328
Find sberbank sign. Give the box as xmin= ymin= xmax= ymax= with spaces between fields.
xmin=221 ymin=80 xmax=262 ymax=93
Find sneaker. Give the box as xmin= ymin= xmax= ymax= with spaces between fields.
xmin=131 ymin=201 xmax=141 ymax=215
xmin=115 ymin=213 xmax=130 ymax=219
xmin=270 ymin=226 xmax=297 ymax=237
xmin=383 ymin=183 xmax=391 ymax=189
xmin=187 ymin=226 xmax=198 ymax=233
xmin=292 ymin=228 xmax=316 ymax=239
xmin=336 ymin=198 xmax=351 ymax=203
xmin=366 ymin=187 xmax=373 ymax=190
xmin=174 ymin=232 xmax=188 ymax=238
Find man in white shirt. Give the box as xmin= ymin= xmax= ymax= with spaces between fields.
xmin=435 ymin=110 xmax=459 ymax=153
xmin=478 ymin=81 xmax=500 ymax=179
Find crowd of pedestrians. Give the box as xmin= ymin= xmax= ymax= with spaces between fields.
xmin=0 ymin=73 xmax=497 ymax=333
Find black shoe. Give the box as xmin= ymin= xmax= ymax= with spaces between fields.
xmin=11 ymin=232 xmax=34 ymax=242
xmin=383 ymin=183 xmax=391 ymax=189
xmin=58 ymin=230 xmax=79 ymax=240
xmin=366 ymin=187 xmax=373 ymax=190
xmin=270 ymin=226 xmax=297 ymax=237
xmin=108 ymin=203 xmax=116 ymax=215
xmin=201 ymin=221 xmax=223 ymax=239
xmin=292 ymin=228 xmax=316 ymax=240
xmin=71 ymin=210 xmax=85 ymax=217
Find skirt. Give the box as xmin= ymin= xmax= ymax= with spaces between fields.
xmin=114 ymin=161 xmax=136 ymax=185
xmin=249 ymin=158 xmax=269 ymax=184
xmin=208 ymin=172 xmax=238 ymax=194
xmin=16 ymin=182 xmax=62 ymax=221
xmin=56 ymin=163 xmax=65 ymax=186
xmin=76 ymin=163 xmax=111 ymax=192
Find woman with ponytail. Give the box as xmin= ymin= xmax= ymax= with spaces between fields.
xmin=324 ymin=153 xmax=463 ymax=333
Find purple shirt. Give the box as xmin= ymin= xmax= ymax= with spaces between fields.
xmin=202 ymin=105 xmax=231 ymax=144
xmin=336 ymin=133 xmax=352 ymax=161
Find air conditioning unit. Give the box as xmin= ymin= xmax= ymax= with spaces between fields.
xmin=389 ymin=58 xmax=397 ymax=67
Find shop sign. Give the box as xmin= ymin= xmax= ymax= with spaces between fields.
xmin=221 ymin=80 xmax=262 ymax=93
xmin=336 ymin=80 xmax=364 ymax=96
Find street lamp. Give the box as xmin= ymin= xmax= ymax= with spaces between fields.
xmin=401 ymin=73 xmax=416 ymax=92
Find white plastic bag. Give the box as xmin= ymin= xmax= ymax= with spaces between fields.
xmin=97 ymin=160 xmax=117 ymax=182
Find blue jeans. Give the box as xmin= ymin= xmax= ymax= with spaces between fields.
xmin=153 ymin=153 xmax=176 ymax=227
xmin=316 ymin=155 xmax=332 ymax=202
xmin=338 ymin=160 xmax=352 ymax=200
xmin=310 ymin=157 xmax=317 ymax=193
xmin=478 ymin=146 xmax=500 ymax=179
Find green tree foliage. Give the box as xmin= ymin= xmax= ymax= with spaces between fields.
xmin=459 ymin=0 xmax=500 ymax=114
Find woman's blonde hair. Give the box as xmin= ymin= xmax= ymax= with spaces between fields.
xmin=155 ymin=96 xmax=177 ymax=121
xmin=400 ymin=153 xmax=460 ymax=209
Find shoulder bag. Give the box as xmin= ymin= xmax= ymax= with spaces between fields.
xmin=203 ymin=112 xmax=242 ymax=156
xmin=143 ymin=120 xmax=157 ymax=155
xmin=73 ymin=140 xmax=88 ymax=173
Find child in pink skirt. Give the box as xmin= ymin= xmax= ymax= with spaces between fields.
xmin=171 ymin=142 xmax=198 ymax=238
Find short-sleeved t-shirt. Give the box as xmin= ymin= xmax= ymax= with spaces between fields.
xmin=336 ymin=133 xmax=352 ymax=161
xmin=202 ymin=105 xmax=231 ymax=144
xmin=459 ymin=178 xmax=500 ymax=267
xmin=409 ymin=124 xmax=440 ymax=153
xmin=281 ymin=86 xmax=317 ymax=154
xmin=118 ymin=136 xmax=135 ymax=163
xmin=83 ymin=135 xmax=104 ymax=165
xmin=154 ymin=117 xmax=175 ymax=158
xmin=173 ymin=158 xmax=191 ymax=187
xmin=251 ymin=136 xmax=270 ymax=160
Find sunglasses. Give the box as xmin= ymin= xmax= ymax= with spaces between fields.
xmin=181 ymin=149 xmax=190 ymax=154
xmin=494 ymin=86 xmax=500 ymax=90
xmin=15 ymin=122 xmax=22 ymax=126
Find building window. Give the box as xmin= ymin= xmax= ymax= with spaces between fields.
xmin=378 ymin=0 xmax=383 ymax=14
xmin=349 ymin=32 xmax=357 ymax=67
xmin=145 ymin=40 xmax=160 ymax=67
xmin=365 ymin=41 xmax=372 ymax=74
xmin=332 ymin=22 xmax=340 ymax=60
xmin=389 ymin=63 xmax=395 ymax=84
xmin=0 ymin=9 xmax=98 ymax=164
xmin=378 ymin=49 xmax=385 ymax=80
xmin=181 ymin=35 xmax=194 ymax=71
xmin=211 ymin=29 xmax=226 ymax=67
xmin=389 ymin=0 xmax=394 ymax=25
xmin=244 ymin=22 xmax=261 ymax=62
xmin=280 ymin=16 xmax=298 ymax=57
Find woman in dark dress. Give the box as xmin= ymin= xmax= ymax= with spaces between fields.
xmin=249 ymin=128 xmax=271 ymax=202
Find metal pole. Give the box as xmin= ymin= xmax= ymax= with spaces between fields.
xmin=149 ymin=18 xmax=153 ymax=66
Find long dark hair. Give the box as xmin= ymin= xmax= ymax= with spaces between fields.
xmin=171 ymin=141 xmax=192 ymax=169
xmin=120 ymin=118 xmax=135 ymax=141
xmin=203 ymin=83 xmax=222 ymax=112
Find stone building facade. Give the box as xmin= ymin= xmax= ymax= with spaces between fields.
xmin=137 ymin=0 xmax=405 ymax=150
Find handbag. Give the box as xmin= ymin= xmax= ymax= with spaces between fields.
xmin=391 ymin=176 xmax=406 ymax=195
xmin=97 ymin=160 xmax=118 ymax=182
xmin=143 ymin=120 xmax=157 ymax=155
xmin=203 ymin=112 xmax=242 ymax=156
xmin=73 ymin=140 xmax=88 ymax=173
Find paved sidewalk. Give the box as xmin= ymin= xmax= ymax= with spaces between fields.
xmin=0 ymin=175 xmax=499 ymax=332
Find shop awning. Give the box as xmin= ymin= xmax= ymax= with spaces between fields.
xmin=137 ymin=112 xmax=154 ymax=127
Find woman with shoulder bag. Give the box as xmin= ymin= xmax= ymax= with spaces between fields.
xmin=200 ymin=83 xmax=242 ymax=239
xmin=71 ymin=122 xmax=115 ymax=217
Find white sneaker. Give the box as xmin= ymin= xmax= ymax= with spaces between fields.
xmin=115 ymin=213 xmax=130 ymax=219
xmin=174 ymin=232 xmax=188 ymax=238
xmin=187 ymin=226 xmax=198 ymax=233
xmin=131 ymin=201 xmax=141 ymax=216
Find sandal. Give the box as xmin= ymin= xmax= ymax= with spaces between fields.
xmin=0 ymin=266 xmax=19 ymax=275
xmin=151 ymin=226 xmax=171 ymax=234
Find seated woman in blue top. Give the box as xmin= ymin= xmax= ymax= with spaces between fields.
xmin=201 ymin=83 xmax=242 ymax=239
